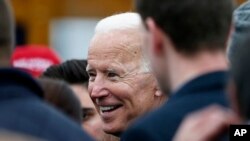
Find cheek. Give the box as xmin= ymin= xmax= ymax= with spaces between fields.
xmin=83 ymin=113 xmax=100 ymax=129
xmin=108 ymin=84 xmax=133 ymax=100
xmin=132 ymin=78 xmax=155 ymax=102
xmin=117 ymin=77 xmax=148 ymax=99
xmin=113 ymin=82 xmax=146 ymax=105
xmin=89 ymin=115 xmax=101 ymax=126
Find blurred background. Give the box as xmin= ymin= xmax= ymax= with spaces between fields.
xmin=10 ymin=0 xmax=246 ymax=60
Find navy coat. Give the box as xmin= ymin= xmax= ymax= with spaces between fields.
xmin=122 ymin=71 xmax=229 ymax=141
xmin=0 ymin=68 xmax=93 ymax=141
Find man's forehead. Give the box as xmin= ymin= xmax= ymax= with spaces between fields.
xmin=87 ymin=49 xmax=142 ymax=73
xmin=89 ymin=29 xmax=142 ymax=50
xmin=88 ymin=44 xmax=141 ymax=59
xmin=88 ymin=31 xmax=143 ymax=62
xmin=87 ymin=59 xmax=127 ymax=71
xmin=87 ymin=55 xmax=142 ymax=74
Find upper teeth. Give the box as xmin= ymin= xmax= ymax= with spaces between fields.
xmin=100 ymin=106 xmax=115 ymax=111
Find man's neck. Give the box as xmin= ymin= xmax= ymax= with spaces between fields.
xmin=167 ymin=50 xmax=228 ymax=92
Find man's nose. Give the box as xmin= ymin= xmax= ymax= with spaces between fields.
xmin=90 ymin=78 xmax=109 ymax=99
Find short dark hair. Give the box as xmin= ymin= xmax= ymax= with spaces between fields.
xmin=41 ymin=59 xmax=89 ymax=85
xmin=38 ymin=78 xmax=82 ymax=123
xmin=136 ymin=0 xmax=234 ymax=54
xmin=0 ymin=0 xmax=14 ymax=56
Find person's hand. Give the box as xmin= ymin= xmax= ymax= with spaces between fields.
xmin=173 ymin=105 xmax=240 ymax=141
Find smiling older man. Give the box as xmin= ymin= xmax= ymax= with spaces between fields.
xmin=86 ymin=12 xmax=166 ymax=136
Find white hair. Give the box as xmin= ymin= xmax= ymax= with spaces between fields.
xmin=95 ymin=12 xmax=143 ymax=34
xmin=94 ymin=12 xmax=151 ymax=72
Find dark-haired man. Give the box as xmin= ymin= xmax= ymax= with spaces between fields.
xmin=122 ymin=0 xmax=234 ymax=140
xmin=174 ymin=2 xmax=250 ymax=140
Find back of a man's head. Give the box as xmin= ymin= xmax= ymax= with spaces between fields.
xmin=42 ymin=59 xmax=89 ymax=85
xmin=136 ymin=0 xmax=234 ymax=55
xmin=0 ymin=0 xmax=14 ymax=67
xmin=38 ymin=78 xmax=82 ymax=124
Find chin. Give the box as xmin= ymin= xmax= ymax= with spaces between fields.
xmin=103 ymin=125 xmax=124 ymax=137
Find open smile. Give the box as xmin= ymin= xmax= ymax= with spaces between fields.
xmin=99 ymin=105 xmax=122 ymax=113
xmin=98 ymin=104 xmax=123 ymax=121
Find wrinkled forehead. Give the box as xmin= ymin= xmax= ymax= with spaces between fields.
xmin=88 ymin=29 xmax=143 ymax=65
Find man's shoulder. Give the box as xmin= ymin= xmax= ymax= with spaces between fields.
xmin=122 ymin=103 xmax=175 ymax=141
xmin=122 ymin=71 xmax=229 ymax=141
xmin=0 ymin=97 xmax=94 ymax=141
xmin=122 ymin=88 xmax=229 ymax=141
xmin=0 ymin=68 xmax=43 ymax=98
xmin=0 ymin=68 xmax=93 ymax=141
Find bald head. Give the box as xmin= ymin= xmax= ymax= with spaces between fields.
xmin=90 ymin=12 xmax=150 ymax=72
xmin=95 ymin=12 xmax=143 ymax=33
xmin=0 ymin=0 xmax=14 ymax=67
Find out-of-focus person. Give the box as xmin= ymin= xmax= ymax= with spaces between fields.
xmin=38 ymin=78 xmax=82 ymax=123
xmin=0 ymin=0 xmax=14 ymax=67
xmin=0 ymin=130 xmax=44 ymax=141
xmin=42 ymin=59 xmax=119 ymax=141
xmin=11 ymin=45 xmax=61 ymax=77
xmin=172 ymin=2 xmax=250 ymax=141
xmin=0 ymin=1 xmax=93 ymax=140
xmin=87 ymin=12 xmax=167 ymax=137
xmin=121 ymin=0 xmax=234 ymax=140
xmin=228 ymin=0 xmax=250 ymax=133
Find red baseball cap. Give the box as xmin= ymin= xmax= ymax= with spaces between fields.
xmin=11 ymin=45 xmax=61 ymax=77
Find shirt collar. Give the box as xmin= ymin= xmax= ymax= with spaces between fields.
xmin=170 ymin=71 xmax=228 ymax=99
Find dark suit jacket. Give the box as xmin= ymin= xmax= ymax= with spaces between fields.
xmin=0 ymin=68 xmax=93 ymax=141
xmin=122 ymin=71 xmax=229 ymax=141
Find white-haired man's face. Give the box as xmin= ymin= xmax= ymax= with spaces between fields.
xmin=87 ymin=29 xmax=164 ymax=135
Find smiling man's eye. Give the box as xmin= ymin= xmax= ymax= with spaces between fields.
xmin=108 ymin=72 xmax=118 ymax=77
xmin=88 ymin=72 xmax=96 ymax=77
xmin=88 ymin=72 xmax=96 ymax=81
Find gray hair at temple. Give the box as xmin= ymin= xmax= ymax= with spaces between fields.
xmin=0 ymin=0 xmax=15 ymax=67
xmin=227 ymin=1 xmax=250 ymax=63
xmin=94 ymin=12 xmax=151 ymax=73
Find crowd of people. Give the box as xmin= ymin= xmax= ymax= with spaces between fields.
xmin=1 ymin=0 xmax=250 ymax=140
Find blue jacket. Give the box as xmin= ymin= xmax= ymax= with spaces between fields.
xmin=122 ymin=71 xmax=229 ymax=141
xmin=0 ymin=68 xmax=93 ymax=141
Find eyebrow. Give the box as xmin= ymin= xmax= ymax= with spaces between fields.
xmin=105 ymin=68 xmax=117 ymax=73
xmin=86 ymin=62 xmax=128 ymax=75
xmin=82 ymin=108 xmax=95 ymax=113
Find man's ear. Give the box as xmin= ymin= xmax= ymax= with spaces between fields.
xmin=146 ymin=18 xmax=165 ymax=56
xmin=153 ymin=80 xmax=164 ymax=97
xmin=154 ymin=83 xmax=168 ymax=103
xmin=227 ymin=80 xmax=241 ymax=117
xmin=155 ymin=88 xmax=163 ymax=97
